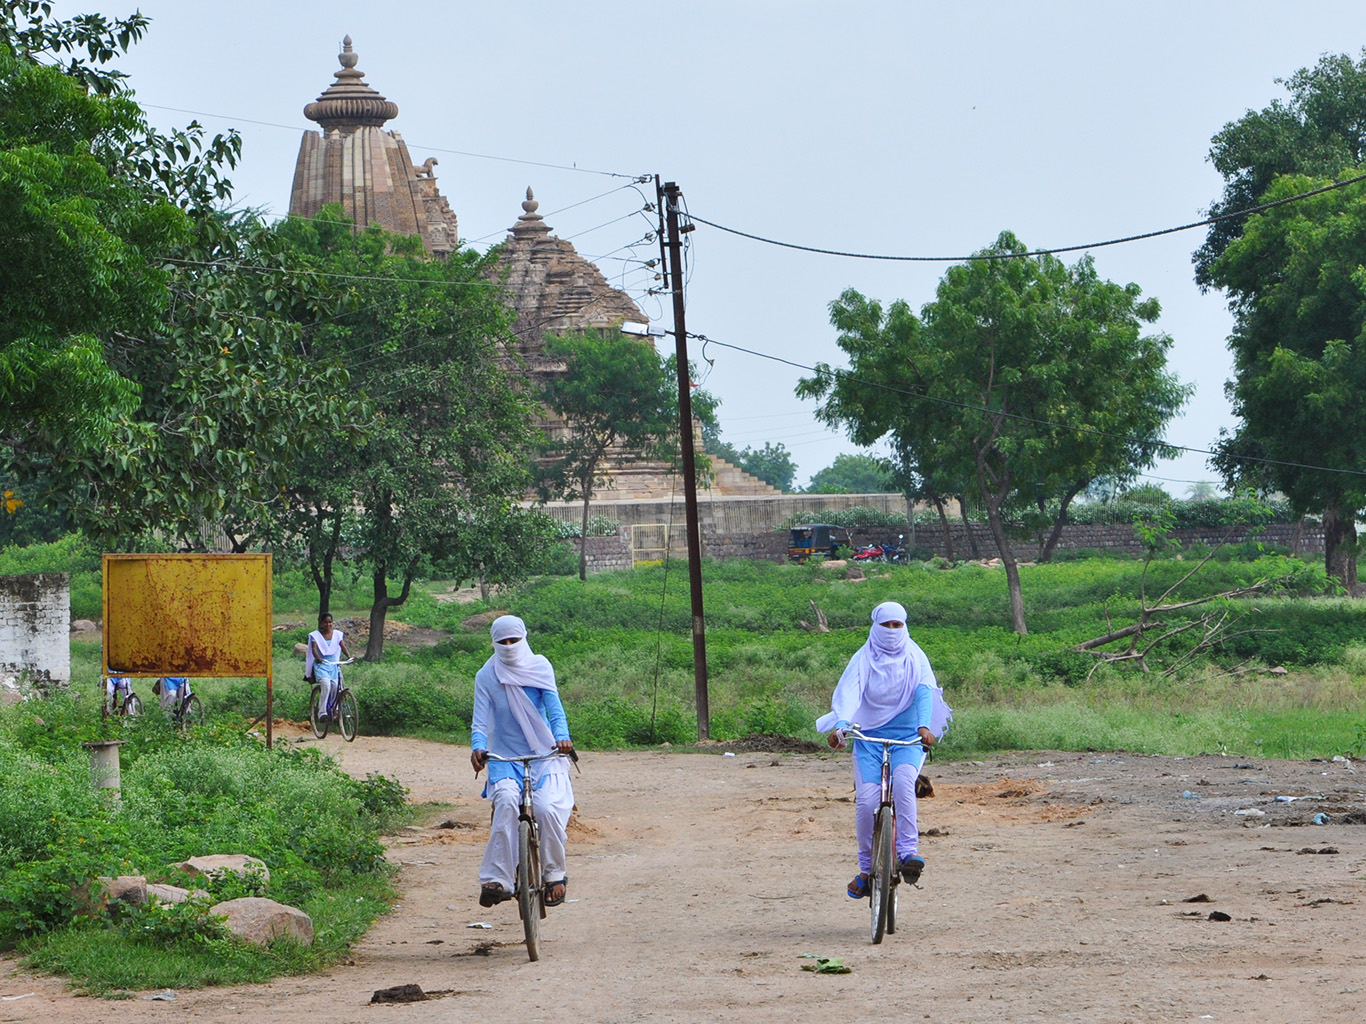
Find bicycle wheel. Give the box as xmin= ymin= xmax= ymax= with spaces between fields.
xmin=178 ymin=693 xmax=204 ymax=732
xmin=338 ymin=689 xmax=358 ymax=742
xmin=518 ymin=819 xmax=542 ymax=961
xmin=125 ymin=694 xmax=143 ymax=717
xmin=869 ymin=805 xmax=895 ymax=944
xmin=308 ymin=684 xmax=329 ymax=739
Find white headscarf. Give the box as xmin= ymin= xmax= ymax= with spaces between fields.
xmin=489 ymin=615 xmax=557 ymax=691
xmin=816 ymin=601 xmax=935 ymax=733
xmin=488 ymin=615 xmax=559 ymax=751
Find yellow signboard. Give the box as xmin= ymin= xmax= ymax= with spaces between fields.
xmin=103 ymin=554 xmax=272 ymax=677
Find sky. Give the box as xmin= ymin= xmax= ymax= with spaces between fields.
xmin=102 ymin=0 xmax=1366 ymax=492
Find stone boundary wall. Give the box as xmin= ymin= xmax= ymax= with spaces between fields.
xmin=911 ymin=521 xmax=1323 ymax=562
xmin=567 ymin=521 xmax=1323 ymax=574
xmin=0 ymin=573 xmax=70 ymax=694
xmin=541 ymin=492 xmax=913 ymax=534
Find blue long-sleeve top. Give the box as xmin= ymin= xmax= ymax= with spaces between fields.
xmin=838 ymin=682 xmax=932 ymax=777
xmin=471 ymin=664 xmax=571 ymax=791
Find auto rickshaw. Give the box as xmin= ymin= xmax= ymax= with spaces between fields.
xmin=788 ymin=523 xmax=848 ymax=562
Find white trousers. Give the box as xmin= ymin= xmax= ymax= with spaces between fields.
xmin=853 ymin=761 xmax=921 ymax=873
xmin=479 ymin=774 xmax=574 ymax=891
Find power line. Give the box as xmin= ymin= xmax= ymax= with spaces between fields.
xmin=141 ymin=103 xmax=643 ymax=180
xmin=687 ymin=171 xmax=1366 ymax=263
xmin=696 ymin=334 xmax=1366 ymax=481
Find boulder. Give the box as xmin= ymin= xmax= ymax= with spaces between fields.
xmin=293 ymin=642 xmax=308 ymax=656
xmin=100 ymin=875 xmax=149 ymax=906
xmin=70 ymin=619 xmax=98 ymax=632
xmin=171 ymin=854 xmax=271 ymax=884
xmin=210 ymin=897 xmax=313 ymax=947
xmin=146 ymin=883 xmax=203 ymax=904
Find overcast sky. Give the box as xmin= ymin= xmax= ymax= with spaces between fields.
xmin=106 ymin=0 xmax=1366 ymax=491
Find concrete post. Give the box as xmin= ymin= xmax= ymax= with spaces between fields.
xmin=82 ymin=740 xmax=125 ymax=797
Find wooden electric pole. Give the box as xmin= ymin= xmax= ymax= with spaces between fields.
xmin=659 ymin=179 xmax=710 ymax=740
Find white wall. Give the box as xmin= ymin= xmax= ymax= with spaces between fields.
xmin=0 ymin=573 xmax=71 ymax=694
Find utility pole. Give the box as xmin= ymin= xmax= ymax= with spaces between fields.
xmin=660 ymin=179 xmax=710 ymax=740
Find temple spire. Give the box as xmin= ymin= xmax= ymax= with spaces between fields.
xmin=513 ymin=187 xmax=552 ymax=237
xmin=303 ymin=35 xmax=398 ymax=132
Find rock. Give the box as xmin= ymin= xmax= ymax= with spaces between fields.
xmin=70 ymin=619 xmax=97 ymax=632
xmin=294 ymin=642 xmax=308 ymax=656
xmin=461 ymin=609 xmax=510 ymax=633
xmin=172 ymin=854 xmax=270 ymax=884
xmin=211 ymin=897 xmax=313 ymax=947
xmin=146 ymin=883 xmax=201 ymax=904
xmin=100 ymin=875 xmax=148 ymax=906
xmin=823 ymin=559 xmax=847 ymax=568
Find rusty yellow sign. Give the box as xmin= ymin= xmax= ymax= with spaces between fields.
xmin=102 ymin=554 xmax=272 ymax=677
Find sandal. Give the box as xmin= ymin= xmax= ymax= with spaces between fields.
xmin=899 ymin=855 xmax=925 ymax=886
xmin=478 ymin=882 xmax=510 ymax=908
xmin=543 ymin=877 xmax=568 ymax=907
xmin=846 ymin=873 xmax=870 ymax=899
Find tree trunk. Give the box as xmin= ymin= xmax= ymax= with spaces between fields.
xmin=1323 ymin=500 xmax=1359 ymax=590
xmin=985 ymin=501 xmax=1028 ymax=634
xmin=1039 ymin=482 xmax=1085 ymax=563
xmin=930 ymin=489 xmax=956 ymax=562
xmin=308 ymin=511 xmax=342 ymax=620
xmin=365 ymin=569 xmax=415 ymax=662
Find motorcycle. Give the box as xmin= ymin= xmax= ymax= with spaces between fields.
xmin=852 ymin=543 xmax=885 ymax=562
xmin=881 ymin=534 xmax=907 ymax=564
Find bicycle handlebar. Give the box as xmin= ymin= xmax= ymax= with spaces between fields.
xmin=843 ymin=726 xmax=925 ymax=747
xmin=482 ymin=749 xmax=574 ymax=764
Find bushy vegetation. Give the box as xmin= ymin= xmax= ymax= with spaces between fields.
xmin=0 ymin=695 xmax=408 ymax=993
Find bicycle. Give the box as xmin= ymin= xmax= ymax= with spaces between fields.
xmin=480 ymin=748 xmax=577 ymax=962
xmin=308 ymin=658 xmax=358 ymax=742
xmin=103 ymin=676 xmax=143 ymax=719
xmin=843 ymin=725 xmax=927 ymax=944
xmin=158 ymin=678 xmax=204 ymax=733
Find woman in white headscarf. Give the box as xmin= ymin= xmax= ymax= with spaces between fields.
xmin=818 ymin=600 xmax=952 ymax=899
xmin=470 ymin=615 xmax=575 ymax=908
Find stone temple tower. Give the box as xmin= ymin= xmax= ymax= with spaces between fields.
xmin=289 ymin=37 xmax=459 ymax=256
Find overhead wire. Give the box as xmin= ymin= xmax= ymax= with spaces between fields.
xmin=693 ymin=334 xmax=1366 ymax=481
xmin=685 ymin=170 xmax=1366 ymax=262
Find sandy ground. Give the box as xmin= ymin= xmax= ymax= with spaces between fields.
xmin=2 ymin=734 xmax=1364 ymax=1023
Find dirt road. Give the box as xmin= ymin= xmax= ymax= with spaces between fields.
xmin=3 ymin=735 xmax=1364 ymax=1023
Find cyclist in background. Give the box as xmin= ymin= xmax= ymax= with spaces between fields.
xmin=156 ymin=676 xmax=189 ymax=716
xmin=819 ymin=600 xmax=952 ymax=899
xmin=470 ymin=615 xmax=574 ymax=909
xmin=307 ymin=613 xmax=351 ymax=720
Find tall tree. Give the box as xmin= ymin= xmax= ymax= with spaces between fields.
xmin=1195 ymin=50 xmax=1366 ymax=287
xmin=1196 ymin=51 xmax=1366 ymax=589
xmin=1207 ymin=174 xmax=1366 ymax=588
xmin=267 ymin=209 xmax=537 ymax=658
xmin=538 ymin=332 xmax=712 ymax=580
xmin=800 ymin=233 xmax=1187 ymax=633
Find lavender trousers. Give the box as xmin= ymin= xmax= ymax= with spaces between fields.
xmin=853 ymin=760 xmax=921 ymax=873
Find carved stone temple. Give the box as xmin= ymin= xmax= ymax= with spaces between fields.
xmin=288 ymin=39 xmax=777 ymax=500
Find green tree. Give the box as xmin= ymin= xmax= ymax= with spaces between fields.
xmin=736 ymin=442 xmax=797 ymax=492
xmin=1195 ymin=50 xmax=1366 ymax=286
xmin=1119 ymin=483 xmax=1174 ymax=504
xmin=1185 ymin=481 xmax=1220 ymax=501
xmin=806 ymin=453 xmax=896 ymax=494
xmin=801 ymin=233 xmax=1187 ymax=633
xmin=1207 ymin=174 xmax=1366 ymax=588
xmin=267 ymin=210 xmax=537 ymax=657
xmin=539 ymin=333 xmax=711 ymax=580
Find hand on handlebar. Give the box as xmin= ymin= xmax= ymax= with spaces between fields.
xmin=555 ymin=739 xmax=575 ymax=757
xmin=471 ymin=749 xmax=488 ymax=773
xmin=918 ymin=726 xmax=936 ymax=747
xmin=827 ymin=729 xmax=847 ymax=750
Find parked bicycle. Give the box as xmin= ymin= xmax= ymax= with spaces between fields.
xmin=844 ymin=725 xmax=926 ymax=944
xmin=309 ymin=658 xmax=358 ymax=742
xmin=103 ymin=676 xmax=142 ymax=719
xmin=481 ymin=747 xmax=578 ymax=962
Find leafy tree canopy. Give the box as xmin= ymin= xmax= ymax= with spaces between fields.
xmin=806 ymin=453 xmax=896 ymax=494
xmin=1195 ymin=49 xmax=1366 ymax=286
xmin=800 ymin=232 xmax=1188 ymax=632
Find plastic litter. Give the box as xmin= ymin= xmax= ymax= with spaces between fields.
xmin=724 ymin=752 xmax=736 ymax=757
xmin=143 ymin=990 xmax=178 ymax=1002
xmin=1181 ymin=790 xmax=1199 ymax=799
xmin=1234 ymin=808 xmax=1265 ymax=816
xmin=1311 ymin=812 xmax=1331 ymax=825
xmin=467 ymin=921 xmax=493 ymax=929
